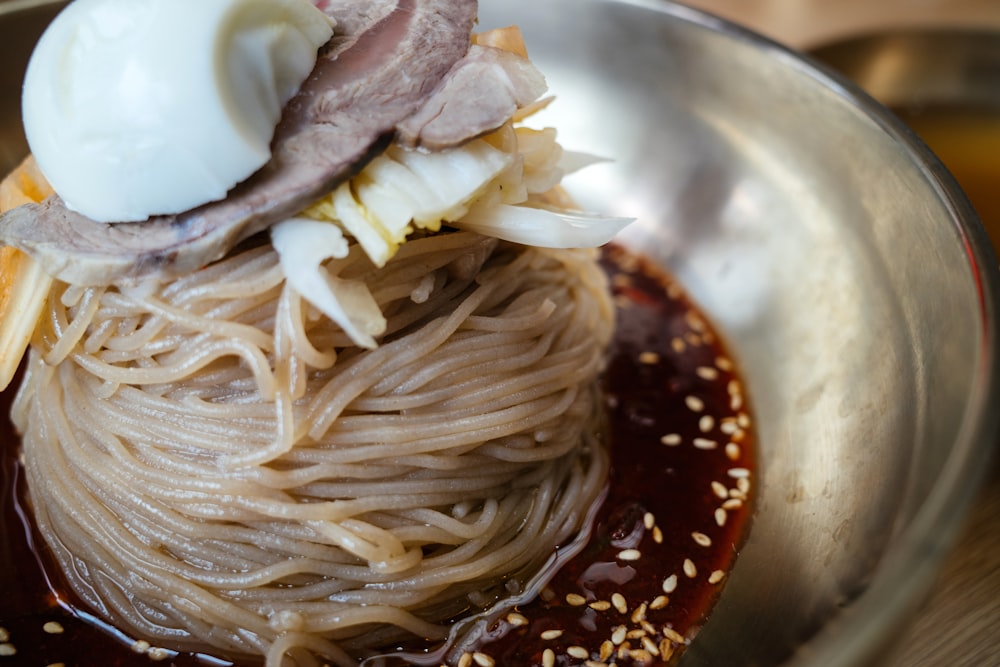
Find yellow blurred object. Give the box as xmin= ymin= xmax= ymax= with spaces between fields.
xmin=0 ymin=155 xmax=54 ymax=391
xmin=473 ymin=25 xmax=529 ymax=58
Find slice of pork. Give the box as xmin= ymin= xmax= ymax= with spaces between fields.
xmin=0 ymin=0 xmax=476 ymax=286
xmin=396 ymin=45 xmax=548 ymax=152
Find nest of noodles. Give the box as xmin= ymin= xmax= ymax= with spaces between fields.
xmin=11 ymin=219 xmax=614 ymax=665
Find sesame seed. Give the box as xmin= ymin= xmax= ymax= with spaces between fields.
xmin=698 ymin=415 xmax=715 ymax=432
xmin=46 ymin=663 xmax=66 ymax=667
xmin=458 ymin=653 xmax=473 ymax=667
xmin=731 ymin=394 xmax=744 ymax=410
xmin=43 ymin=622 xmax=64 ymax=635
xmin=659 ymin=639 xmax=676 ymax=660
xmin=716 ymin=356 xmax=734 ymax=371
xmin=662 ymin=574 xmax=678 ymax=593
xmin=692 ymin=532 xmax=712 ymax=547
xmin=612 ymin=593 xmax=628 ymax=614
xmin=723 ymin=498 xmax=744 ymax=510
xmin=131 ymin=640 xmax=151 ymax=654
xmin=663 ymin=626 xmax=686 ymax=644
xmin=542 ymin=649 xmax=556 ymax=667
xmin=540 ymin=629 xmax=564 ymax=641
xmin=652 ymin=526 xmax=664 ymax=544
xmin=738 ymin=477 xmax=752 ymax=494
xmin=671 ymin=337 xmax=686 ymax=353
xmin=584 ymin=662 xmax=608 ymax=667
xmin=643 ymin=512 xmax=655 ymax=530
xmin=728 ymin=468 xmax=751 ymax=479
xmin=641 ymin=620 xmax=657 ymax=636
xmin=567 ymin=646 xmax=589 ymax=659
xmin=712 ymin=481 xmax=729 ymax=499
xmin=472 ymin=652 xmax=495 ymax=667
xmin=709 ymin=570 xmax=726 ymax=584
xmin=618 ymin=549 xmax=641 ymax=562
xmin=639 ymin=351 xmax=660 ymax=365
xmin=590 ymin=600 xmax=611 ymax=611
xmin=631 ymin=602 xmax=648 ymax=624
xmin=611 ymin=625 xmax=627 ymax=645
xmin=642 ymin=636 xmax=660 ymax=656
xmin=720 ymin=419 xmax=739 ymax=435
xmin=715 ymin=508 xmax=728 ymax=527
xmin=686 ymin=311 xmax=707 ymax=332
xmin=506 ymin=612 xmax=529 ymax=627
xmin=683 ymin=559 xmax=697 ymax=578
xmin=0 ymin=629 xmax=7 ymax=642
xmin=0 ymin=644 xmax=16 ymax=657
xmin=650 ymin=595 xmax=669 ymax=610
xmin=696 ymin=366 xmax=720 ymax=381
xmin=685 ymin=396 xmax=705 ymax=412
xmin=737 ymin=412 xmax=751 ymax=428
xmin=726 ymin=443 xmax=742 ymax=461
xmin=660 ymin=433 xmax=682 ymax=446
xmin=599 ymin=640 xmax=614 ymax=661
xmin=147 ymin=648 xmax=171 ymax=662
xmin=566 ymin=593 xmax=587 ymax=607
xmin=693 ymin=437 xmax=717 ymax=450
xmin=630 ymin=648 xmax=654 ymax=662
xmin=626 ymin=629 xmax=646 ymax=640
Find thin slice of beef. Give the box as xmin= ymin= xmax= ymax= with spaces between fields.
xmin=396 ymin=45 xmax=548 ymax=151
xmin=0 ymin=0 xmax=477 ymax=286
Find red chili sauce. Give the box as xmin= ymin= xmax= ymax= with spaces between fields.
xmin=0 ymin=245 xmax=755 ymax=666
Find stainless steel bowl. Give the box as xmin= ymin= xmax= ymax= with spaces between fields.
xmin=3 ymin=1 xmax=999 ymax=666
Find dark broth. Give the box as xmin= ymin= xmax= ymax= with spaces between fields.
xmin=0 ymin=246 xmax=755 ymax=666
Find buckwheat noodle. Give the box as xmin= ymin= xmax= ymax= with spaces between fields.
xmin=13 ymin=231 xmax=614 ymax=667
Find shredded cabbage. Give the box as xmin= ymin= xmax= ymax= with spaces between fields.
xmin=273 ymin=120 xmax=632 ymax=347
xmin=270 ymin=218 xmax=386 ymax=348
xmin=454 ymin=203 xmax=633 ymax=248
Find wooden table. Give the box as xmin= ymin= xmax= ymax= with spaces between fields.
xmin=682 ymin=2 xmax=1000 ymax=665
xmin=886 ymin=465 xmax=1000 ymax=666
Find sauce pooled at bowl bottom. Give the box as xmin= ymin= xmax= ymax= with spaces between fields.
xmin=0 ymin=245 xmax=755 ymax=667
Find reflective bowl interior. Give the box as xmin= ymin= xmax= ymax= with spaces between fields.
xmin=2 ymin=1 xmax=999 ymax=666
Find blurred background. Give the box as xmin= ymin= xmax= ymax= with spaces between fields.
xmin=682 ymin=1 xmax=999 ymax=666
xmin=683 ymin=0 xmax=1000 ymax=49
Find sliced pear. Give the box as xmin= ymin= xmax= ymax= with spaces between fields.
xmin=0 ymin=155 xmax=54 ymax=390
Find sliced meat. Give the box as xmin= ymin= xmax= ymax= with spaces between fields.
xmin=396 ymin=45 xmax=548 ymax=151
xmin=0 ymin=0 xmax=477 ymax=286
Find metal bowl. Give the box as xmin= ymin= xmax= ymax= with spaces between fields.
xmin=2 ymin=1 xmax=999 ymax=666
